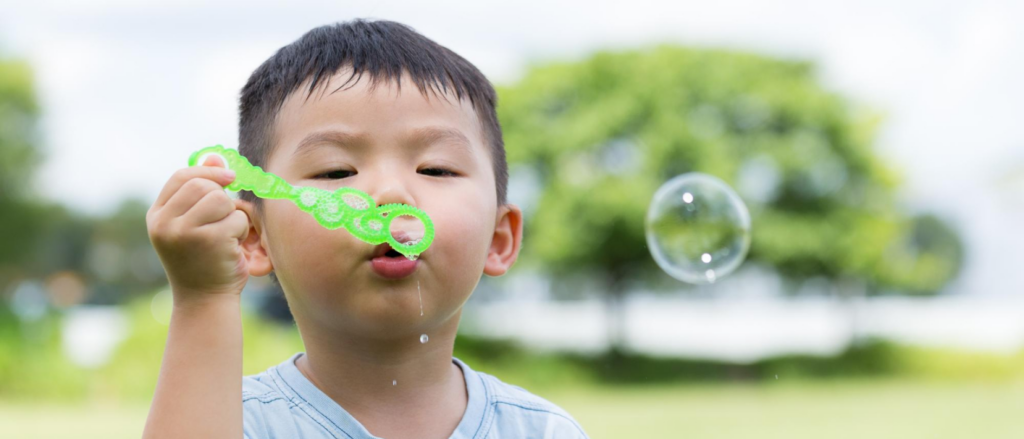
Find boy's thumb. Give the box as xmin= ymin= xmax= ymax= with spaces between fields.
xmin=203 ymin=154 xmax=225 ymax=168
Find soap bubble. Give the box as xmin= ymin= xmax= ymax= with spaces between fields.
xmin=645 ymin=173 xmax=751 ymax=284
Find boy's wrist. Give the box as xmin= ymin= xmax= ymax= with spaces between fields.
xmin=171 ymin=289 xmax=242 ymax=313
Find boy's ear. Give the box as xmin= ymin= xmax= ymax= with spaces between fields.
xmin=483 ymin=203 xmax=523 ymax=277
xmin=234 ymin=199 xmax=274 ymax=277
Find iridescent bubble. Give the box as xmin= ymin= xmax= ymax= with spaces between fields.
xmin=645 ymin=173 xmax=751 ymax=284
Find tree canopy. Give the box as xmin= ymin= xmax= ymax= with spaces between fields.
xmin=0 ymin=58 xmax=49 ymax=278
xmin=496 ymin=45 xmax=961 ymax=295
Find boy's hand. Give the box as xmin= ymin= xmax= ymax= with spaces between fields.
xmin=147 ymin=155 xmax=252 ymax=305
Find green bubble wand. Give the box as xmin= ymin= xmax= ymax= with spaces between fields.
xmin=188 ymin=145 xmax=434 ymax=259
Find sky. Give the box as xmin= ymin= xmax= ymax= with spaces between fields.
xmin=1 ymin=0 xmax=1022 ymax=296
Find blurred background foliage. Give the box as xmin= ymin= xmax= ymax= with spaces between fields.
xmin=497 ymin=45 xmax=963 ymax=351
xmin=0 ymin=57 xmax=166 ymax=306
xmin=499 ymin=45 xmax=962 ymax=294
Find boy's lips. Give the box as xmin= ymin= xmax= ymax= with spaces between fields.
xmin=369 ymin=254 xmax=419 ymax=279
xmin=368 ymin=238 xmax=422 ymax=279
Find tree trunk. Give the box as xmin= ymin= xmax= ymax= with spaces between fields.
xmin=837 ymin=276 xmax=866 ymax=347
xmin=604 ymin=270 xmax=628 ymax=356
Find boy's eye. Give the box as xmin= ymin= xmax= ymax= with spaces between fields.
xmin=314 ymin=168 xmax=457 ymax=179
xmin=315 ymin=170 xmax=355 ymax=179
xmin=419 ymin=167 xmax=457 ymax=177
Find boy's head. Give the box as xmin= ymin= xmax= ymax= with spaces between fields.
xmin=238 ymin=19 xmax=507 ymax=212
xmin=233 ymin=19 xmax=523 ymax=340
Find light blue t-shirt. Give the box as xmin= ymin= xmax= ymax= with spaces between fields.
xmin=242 ymin=352 xmax=590 ymax=438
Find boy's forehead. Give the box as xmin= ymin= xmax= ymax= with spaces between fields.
xmin=269 ymin=68 xmax=485 ymax=165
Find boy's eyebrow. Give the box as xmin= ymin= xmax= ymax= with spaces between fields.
xmin=292 ymin=126 xmax=474 ymax=159
xmin=292 ymin=130 xmax=368 ymax=158
xmin=407 ymin=126 xmax=473 ymax=154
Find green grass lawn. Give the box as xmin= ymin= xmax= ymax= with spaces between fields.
xmin=545 ymin=379 xmax=1024 ymax=439
xmin=3 ymin=380 xmax=1021 ymax=439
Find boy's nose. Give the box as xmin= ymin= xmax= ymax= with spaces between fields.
xmin=365 ymin=175 xmax=416 ymax=211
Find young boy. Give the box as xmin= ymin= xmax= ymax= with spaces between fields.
xmin=142 ymin=18 xmax=590 ymax=439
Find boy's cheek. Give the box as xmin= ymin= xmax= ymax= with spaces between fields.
xmin=268 ymin=212 xmax=362 ymax=275
xmin=432 ymin=208 xmax=491 ymax=261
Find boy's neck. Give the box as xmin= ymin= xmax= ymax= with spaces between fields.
xmin=293 ymin=312 xmax=469 ymax=437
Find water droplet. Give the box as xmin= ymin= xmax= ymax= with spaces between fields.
xmin=417 ymin=280 xmax=423 ymax=316
xmin=701 ymin=253 xmax=712 ymax=264
xmin=420 ymin=334 xmax=429 ymax=343
xmin=405 ymin=253 xmax=418 ymax=261
xmin=392 ymin=379 xmax=397 ymax=386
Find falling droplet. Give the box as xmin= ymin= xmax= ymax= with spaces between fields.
xmin=392 ymin=379 xmax=397 ymax=386
xmin=420 ymin=334 xmax=429 ymax=343
xmin=417 ymin=280 xmax=424 ymax=316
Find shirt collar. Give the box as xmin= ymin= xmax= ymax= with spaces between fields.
xmin=273 ymin=352 xmax=488 ymax=439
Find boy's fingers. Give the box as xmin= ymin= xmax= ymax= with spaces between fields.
xmin=230 ymin=209 xmax=251 ymax=241
xmin=161 ymin=177 xmax=227 ymax=220
xmin=154 ymin=165 xmax=236 ymax=209
xmin=203 ymin=154 xmax=225 ymax=168
xmin=201 ymin=209 xmax=250 ymax=241
xmin=181 ymin=189 xmax=236 ymax=228
xmin=233 ymin=199 xmax=254 ymax=240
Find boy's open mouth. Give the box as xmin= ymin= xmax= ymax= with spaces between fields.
xmin=370 ymin=242 xmax=411 ymax=259
xmin=370 ymin=231 xmax=425 ymax=260
xmin=369 ymin=242 xmax=420 ymax=279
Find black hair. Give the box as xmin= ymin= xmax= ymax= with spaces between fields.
xmin=237 ymin=18 xmax=508 ymax=216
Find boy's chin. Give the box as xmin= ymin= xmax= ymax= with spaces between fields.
xmin=316 ymin=305 xmax=437 ymax=341
xmin=342 ymin=324 xmax=438 ymax=345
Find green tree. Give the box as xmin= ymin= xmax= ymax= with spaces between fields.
xmin=0 ymin=58 xmax=41 ymax=197
xmin=496 ymin=45 xmax=962 ymax=351
xmin=0 ymin=57 xmax=50 ymax=290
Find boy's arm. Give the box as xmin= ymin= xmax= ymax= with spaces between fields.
xmin=142 ymin=294 xmax=242 ymax=439
xmin=141 ymin=155 xmax=254 ymax=439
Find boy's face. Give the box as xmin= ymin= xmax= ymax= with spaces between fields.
xmin=242 ymin=67 xmax=522 ymax=340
